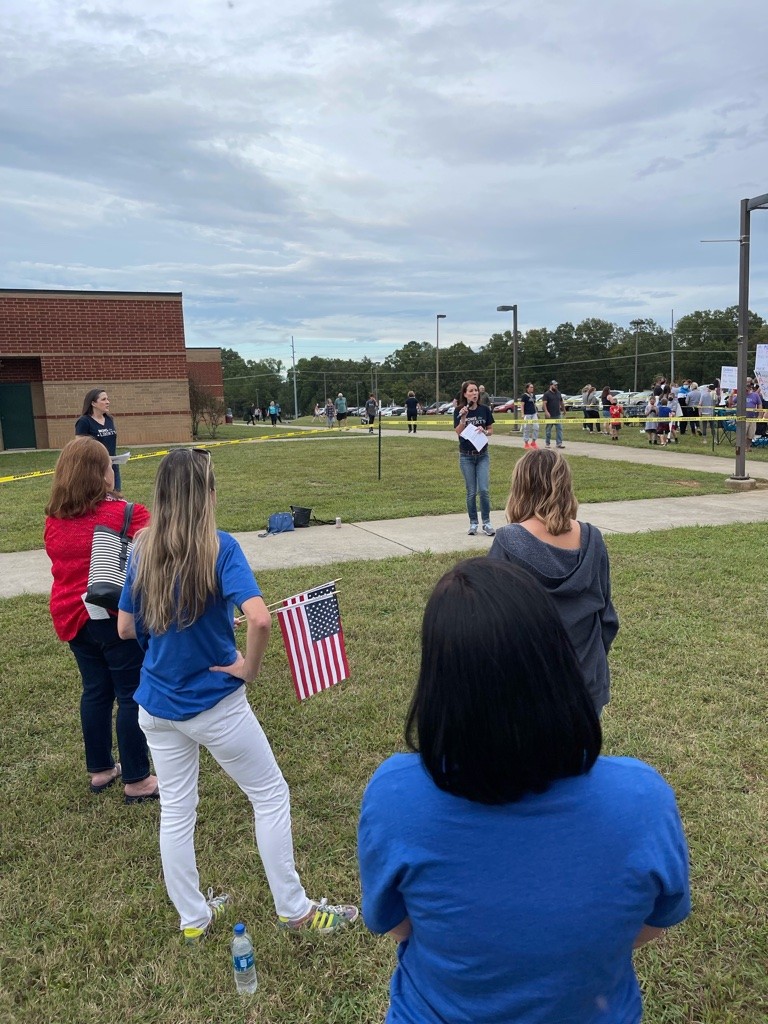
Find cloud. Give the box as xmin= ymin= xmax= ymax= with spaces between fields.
xmin=1 ymin=0 xmax=766 ymax=361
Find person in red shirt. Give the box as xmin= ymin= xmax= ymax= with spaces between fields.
xmin=608 ymin=397 xmax=623 ymax=441
xmin=44 ymin=437 xmax=158 ymax=802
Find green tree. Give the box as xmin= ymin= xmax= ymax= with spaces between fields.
xmin=674 ymin=307 xmax=765 ymax=384
xmin=221 ymin=348 xmax=284 ymax=417
xmin=438 ymin=342 xmax=482 ymax=402
xmin=518 ymin=328 xmax=555 ymax=392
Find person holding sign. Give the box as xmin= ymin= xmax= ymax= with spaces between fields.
xmin=454 ymin=380 xmax=495 ymax=537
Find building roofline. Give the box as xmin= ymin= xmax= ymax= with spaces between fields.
xmin=0 ymin=288 xmax=183 ymax=299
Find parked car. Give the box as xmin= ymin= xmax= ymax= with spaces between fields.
xmin=380 ymin=405 xmax=405 ymax=417
xmin=423 ymin=402 xmax=441 ymax=415
xmin=628 ymin=391 xmax=653 ymax=405
xmin=563 ymin=394 xmax=585 ymax=412
xmin=439 ymin=401 xmax=455 ymax=414
xmin=493 ymin=400 xmax=516 ymax=413
xmin=623 ymin=392 xmax=654 ymax=421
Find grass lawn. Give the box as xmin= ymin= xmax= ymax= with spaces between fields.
xmin=0 ymin=524 xmax=766 ymax=1023
xmin=0 ymin=429 xmax=737 ymax=552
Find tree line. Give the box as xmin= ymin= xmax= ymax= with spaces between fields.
xmin=219 ymin=307 xmax=768 ymax=418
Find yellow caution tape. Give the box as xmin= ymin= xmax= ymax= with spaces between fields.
xmin=0 ymin=427 xmax=360 ymax=483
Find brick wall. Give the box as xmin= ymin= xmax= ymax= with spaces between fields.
xmin=0 ymin=357 xmax=43 ymax=383
xmin=0 ymin=290 xmax=193 ymax=448
xmin=44 ymin=380 xmax=192 ymax=449
xmin=186 ymin=347 xmax=224 ymax=397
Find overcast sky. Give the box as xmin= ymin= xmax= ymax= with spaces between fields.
xmin=2 ymin=0 xmax=767 ymax=364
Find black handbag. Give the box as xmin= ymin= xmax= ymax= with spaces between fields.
xmin=85 ymin=503 xmax=135 ymax=610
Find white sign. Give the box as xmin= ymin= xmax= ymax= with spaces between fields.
xmin=720 ymin=365 xmax=738 ymax=390
xmin=755 ymin=345 xmax=768 ymax=400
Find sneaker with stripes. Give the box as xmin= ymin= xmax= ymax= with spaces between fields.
xmin=278 ymin=897 xmax=359 ymax=934
xmin=183 ymin=888 xmax=231 ymax=944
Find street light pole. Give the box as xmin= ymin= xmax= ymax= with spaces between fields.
xmin=291 ymin=335 xmax=299 ymax=419
xmin=435 ymin=314 xmax=446 ymax=405
xmin=497 ymin=305 xmax=519 ymax=429
xmin=732 ymin=192 xmax=768 ymax=482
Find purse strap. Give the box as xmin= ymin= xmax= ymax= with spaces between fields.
xmin=119 ymin=502 xmax=135 ymax=540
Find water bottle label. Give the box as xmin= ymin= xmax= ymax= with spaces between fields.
xmin=234 ymin=953 xmax=255 ymax=971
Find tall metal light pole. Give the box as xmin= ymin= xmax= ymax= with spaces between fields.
xmin=732 ymin=192 xmax=768 ymax=484
xmin=496 ymin=304 xmax=518 ymax=403
xmin=629 ymin=319 xmax=644 ymax=393
xmin=291 ymin=335 xmax=299 ymax=418
xmin=435 ymin=314 xmax=446 ymax=405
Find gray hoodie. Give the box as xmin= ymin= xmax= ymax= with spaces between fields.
xmin=488 ymin=521 xmax=619 ymax=712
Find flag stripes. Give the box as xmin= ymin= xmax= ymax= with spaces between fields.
xmin=276 ymin=583 xmax=349 ymax=701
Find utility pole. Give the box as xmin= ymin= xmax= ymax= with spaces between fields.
xmin=435 ymin=314 xmax=446 ymax=405
xmin=291 ymin=336 xmax=299 ymax=418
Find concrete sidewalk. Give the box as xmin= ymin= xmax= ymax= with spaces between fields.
xmin=3 ymin=489 xmax=767 ymax=600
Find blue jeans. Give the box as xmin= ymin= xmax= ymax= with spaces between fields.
xmin=522 ymin=415 xmax=539 ymax=443
xmin=545 ymin=419 xmax=563 ymax=445
xmin=459 ymin=450 xmax=491 ymax=525
xmin=68 ymin=617 xmax=151 ymax=783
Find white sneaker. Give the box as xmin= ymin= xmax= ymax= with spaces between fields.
xmin=482 ymin=523 xmax=495 ymax=537
xmin=468 ymin=524 xmax=478 ymax=536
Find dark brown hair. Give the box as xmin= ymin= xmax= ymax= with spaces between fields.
xmin=81 ymin=388 xmax=107 ymax=417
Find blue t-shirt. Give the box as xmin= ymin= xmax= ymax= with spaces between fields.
xmin=359 ymin=753 xmax=690 ymax=1024
xmin=119 ymin=531 xmax=261 ymax=720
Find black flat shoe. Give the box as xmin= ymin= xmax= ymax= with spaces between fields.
xmin=89 ymin=764 xmax=121 ymax=794
xmin=124 ymin=788 xmax=160 ymax=805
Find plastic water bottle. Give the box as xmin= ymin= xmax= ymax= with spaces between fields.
xmin=335 ymin=516 xmax=342 ymax=528
xmin=231 ymin=923 xmax=258 ymax=994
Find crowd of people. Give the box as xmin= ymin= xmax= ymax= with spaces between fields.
xmin=578 ymin=377 xmax=767 ymax=446
xmin=42 ymin=383 xmax=696 ymax=1021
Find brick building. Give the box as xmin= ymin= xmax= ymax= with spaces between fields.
xmin=0 ymin=289 xmax=222 ymax=450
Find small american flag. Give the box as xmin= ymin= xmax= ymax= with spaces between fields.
xmin=276 ymin=582 xmax=350 ymax=701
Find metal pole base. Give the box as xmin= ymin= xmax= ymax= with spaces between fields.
xmin=725 ymin=476 xmax=757 ymax=491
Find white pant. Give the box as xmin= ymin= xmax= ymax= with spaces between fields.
xmin=139 ymin=687 xmax=311 ymax=930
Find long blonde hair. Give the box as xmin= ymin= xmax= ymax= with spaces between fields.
xmin=132 ymin=448 xmax=219 ymax=633
xmin=46 ymin=437 xmax=111 ymax=518
xmin=505 ymin=449 xmax=577 ymax=536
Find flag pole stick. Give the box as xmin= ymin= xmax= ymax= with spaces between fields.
xmin=264 ymin=578 xmax=342 ymax=611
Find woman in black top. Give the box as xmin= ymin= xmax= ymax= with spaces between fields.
xmin=454 ymin=380 xmax=495 ymax=537
xmin=405 ymin=391 xmax=419 ymax=433
xmin=599 ymin=387 xmax=612 ymax=435
xmin=75 ymin=388 xmax=121 ymax=491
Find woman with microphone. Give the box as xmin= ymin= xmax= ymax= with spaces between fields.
xmin=454 ymin=380 xmax=495 ymax=536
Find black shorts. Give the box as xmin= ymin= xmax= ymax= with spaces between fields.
xmin=336 ymin=412 xmax=347 ymax=422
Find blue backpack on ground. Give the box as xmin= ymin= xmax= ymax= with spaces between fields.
xmin=259 ymin=512 xmax=295 ymax=538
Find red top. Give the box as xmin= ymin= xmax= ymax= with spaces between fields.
xmin=44 ymin=497 xmax=150 ymax=641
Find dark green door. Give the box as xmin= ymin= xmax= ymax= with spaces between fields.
xmin=0 ymin=383 xmax=37 ymax=449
